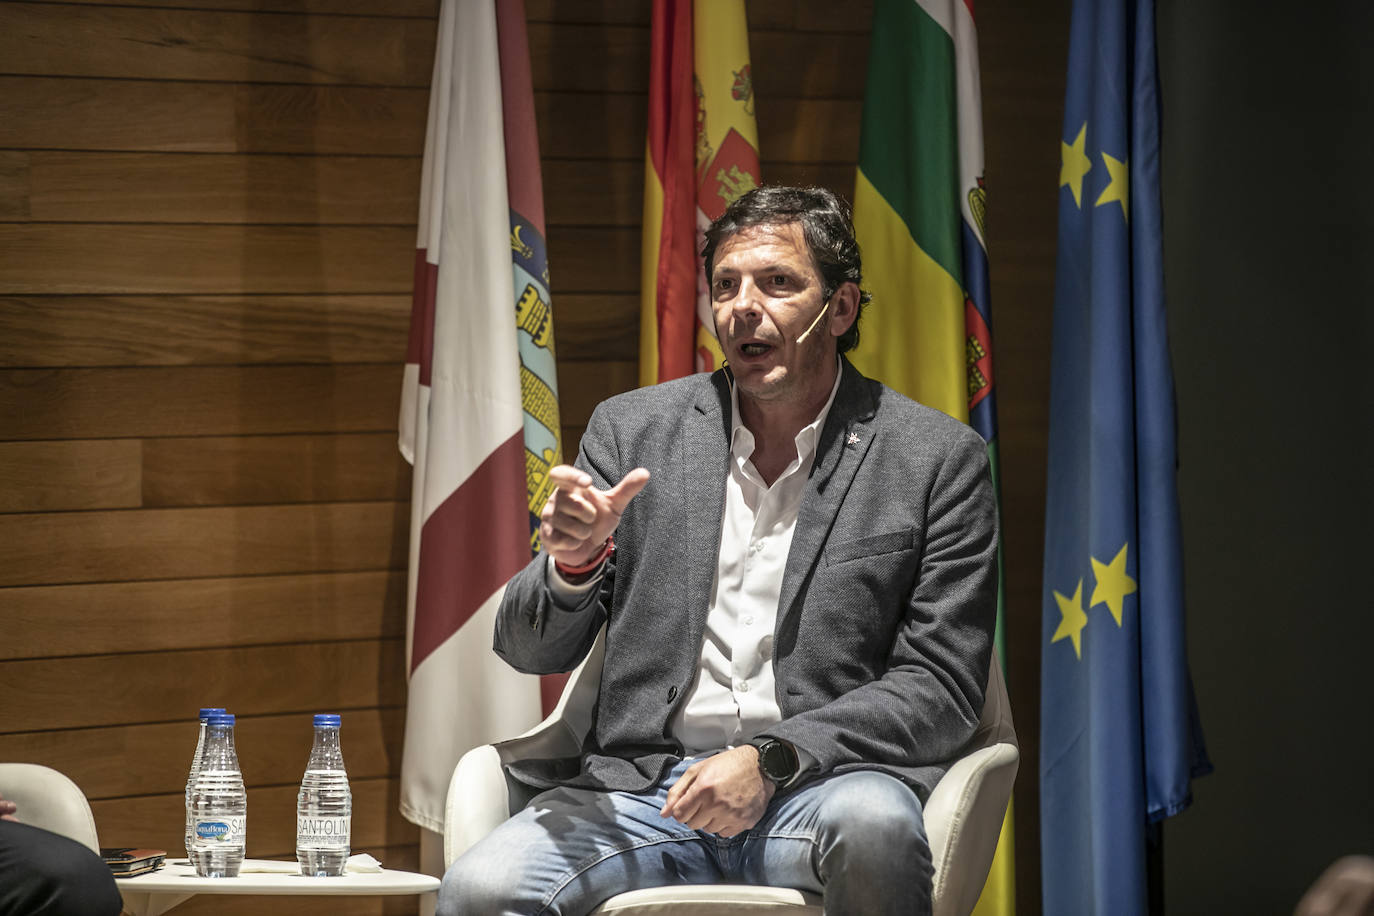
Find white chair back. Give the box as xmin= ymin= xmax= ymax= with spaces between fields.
xmin=0 ymin=762 xmax=101 ymax=853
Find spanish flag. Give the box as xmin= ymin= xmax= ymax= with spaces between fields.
xmin=640 ymin=0 xmax=761 ymax=385
xmin=852 ymin=1 xmax=1014 ymax=913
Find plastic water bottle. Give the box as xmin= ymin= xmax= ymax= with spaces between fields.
xmin=184 ymin=707 xmax=226 ymax=861
xmin=190 ymin=712 xmax=246 ymax=877
xmin=296 ymin=714 xmax=351 ymax=877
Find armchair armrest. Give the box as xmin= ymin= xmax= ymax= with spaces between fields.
xmin=925 ymin=741 xmax=1019 ymax=916
xmin=444 ymin=630 xmax=608 ymax=867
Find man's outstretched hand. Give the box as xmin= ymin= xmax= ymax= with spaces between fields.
xmin=540 ymin=465 xmax=650 ymax=568
xmin=660 ymin=746 xmax=775 ymax=837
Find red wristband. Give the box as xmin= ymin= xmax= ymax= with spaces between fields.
xmin=553 ymin=535 xmax=615 ymax=577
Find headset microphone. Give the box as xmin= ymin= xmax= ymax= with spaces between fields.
xmin=794 ymin=296 xmax=831 ymax=345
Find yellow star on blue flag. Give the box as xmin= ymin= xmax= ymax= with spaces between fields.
xmin=1090 ymin=543 xmax=1137 ymax=625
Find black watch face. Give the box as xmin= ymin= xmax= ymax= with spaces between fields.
xmin=760 ymin=741 xmax=798 ymax=781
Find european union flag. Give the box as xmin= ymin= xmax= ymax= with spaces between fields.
xmin=1040 ymin=0 xmax=1212 ymax=913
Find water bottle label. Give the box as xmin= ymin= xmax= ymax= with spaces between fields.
xmin=194 ymin=815 xmax=245 ymax=843
xmin=297 ymin=815 xmax=350 ymax=847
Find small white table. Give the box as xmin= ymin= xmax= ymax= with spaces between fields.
xmin=117 ymin=860 xmax=441 ymax=916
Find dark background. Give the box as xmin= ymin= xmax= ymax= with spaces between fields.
xmin=1157 ymin=0 xmax=1374 ymax=911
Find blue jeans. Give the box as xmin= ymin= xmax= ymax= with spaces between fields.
xmin=438 ymin=757 xmax=931 ymax=916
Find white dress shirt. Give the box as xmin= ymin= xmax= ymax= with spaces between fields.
xmin=547 ymin=364 xmax=841 ymax=770
xmin=669 ymin=367 xmax=841 ymax=757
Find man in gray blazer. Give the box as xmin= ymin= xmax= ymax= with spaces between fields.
xmin=439 ymin=186 xmax=998 ymax=916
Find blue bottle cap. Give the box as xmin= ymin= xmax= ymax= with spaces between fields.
xmin=199 ymin=707 xmax=227 ymax=719
xmin=207 ymin=713 xmax=235 ymax=726
xmin=313 ymin=714 xmax=341 ymax=727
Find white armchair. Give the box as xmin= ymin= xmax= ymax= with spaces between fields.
xmin=0 ymin=761 xmax=102 ymax=853
xmin=445 ymin=633 xmax=1017 ymax=916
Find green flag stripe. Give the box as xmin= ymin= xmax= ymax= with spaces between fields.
xmin=858 ymin=0 xmax=962 ymax=285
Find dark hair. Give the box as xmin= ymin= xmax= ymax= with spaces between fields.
xmin=701 ymin=185 xmax=872 ymax=354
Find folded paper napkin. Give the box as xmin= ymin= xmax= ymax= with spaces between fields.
xmin=238 ymin=854 xmax=383 ymax=875
xmin=345 ymin=853 xmax=383 ymax=873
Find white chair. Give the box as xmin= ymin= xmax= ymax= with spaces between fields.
xmin=0 ymin=761 xmax=102 ymax=853
xmin=445 ymin=633 xmax=1017 ymax=916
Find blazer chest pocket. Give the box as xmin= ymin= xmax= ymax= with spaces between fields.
xmin=823 ymin=528 xmax=915 ymax=566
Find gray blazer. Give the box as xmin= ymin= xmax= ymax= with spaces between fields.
xmin=494 ymin=358 xmax=998 ymax=803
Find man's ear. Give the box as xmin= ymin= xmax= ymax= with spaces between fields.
xmin=829 ymin=281 xmax=861 ymax=338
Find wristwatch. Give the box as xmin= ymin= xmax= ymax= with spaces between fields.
xmin=749 ymin=737 xmax=800 ymax=786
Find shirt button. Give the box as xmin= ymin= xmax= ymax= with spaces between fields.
xmin=737 ymin=680 xmax=750 ymax=693
xmin=743 ymin=615 xmax=754 ymax=627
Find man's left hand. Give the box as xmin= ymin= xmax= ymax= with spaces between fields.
xmin=660 ymin=746 xmax=775 ymax=837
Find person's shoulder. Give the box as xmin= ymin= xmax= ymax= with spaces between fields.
xmin=588 ymin=371 xmax=720 ymax=430
xmin=596 ymin=372 xmax=717 ymax=413
xmin=867 ymin=380 xmax=987 ymax=454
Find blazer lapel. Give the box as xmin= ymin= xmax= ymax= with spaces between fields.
xmin=776 ymin=359 xmax=877 ymax=621
xmin=676 ymin=371 xmax=733 ymax=649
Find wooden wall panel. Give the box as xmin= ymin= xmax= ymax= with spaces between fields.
xmin=543 ymin=159 xmax=643 ymax=227
xmin=0 ymin=641 xmax=405 ymax=733
xmin=143 ymin=431 xmax=412 ymax=505
xmin=0 ymin=152 xmax=28 ymax=219
xmin=2 ymin=571 xmax=405 ymax=660
xmin=0 ymin=366 xmax=402 ymax=439
xmin=534 ymin=90 xmax=644 ymax=160
xmin=29 ymin=0 xmax=437 ymax=14
xmin=0 ymin=642 xmax=403 ymax=736
xmin=232 ymin=84 xmax=428 ymax=155
xmin=555 ymin=360 xmax=637 ymax=430
xmin=0 ymin=364 xmax=614 ymax=443
xmin=554 ymin=294 xmax=638 ymax=362
xmin=0 ymin=4 xmax=430 ymax=898
xmin=0 ymin=502 xmax=407 ymax=587
xmin=546 ymin=226 xmax=639 ymax=292
xmin=0 ymin=295 xmax=410 ymax=367
xmin=0 ymin=76 xmax=237 ymax=152
xmin=0 ymin=225 xmax=413 ymax=295
xmin=6 ymin=152 xmax=420 ymax=224
xmin=0 ymin=78 xmax=427 ymax=155
xmin=0 ymin=439 xmax=142 ymax=513
xmin=792 ymin=0 xmax=874 ymax=32
xmin=0 ymin=4 xmax=434 ymax=86
xmin=141 ymin=433 xmax=410 ymax=506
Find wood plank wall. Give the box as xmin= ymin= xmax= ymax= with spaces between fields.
xmin=0 ymin=2 xmax=432 ymax=913
xmin=0 ymin=1 xmax=1067 ymax=913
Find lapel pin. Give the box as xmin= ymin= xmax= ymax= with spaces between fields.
xmin=846 ymin=431 xmax=861 ymax=447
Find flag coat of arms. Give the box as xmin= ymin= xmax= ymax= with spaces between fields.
xmin=397 ymin=0 xmax=561 ymax=834
xmin=640 ymin=0 xmax=761 ymax=385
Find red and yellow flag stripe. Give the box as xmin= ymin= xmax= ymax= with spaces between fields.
xmin=641 ymin=0 xmax=760 ymax=385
